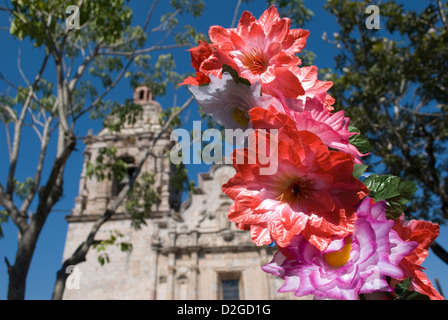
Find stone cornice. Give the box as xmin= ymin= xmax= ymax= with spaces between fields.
xmin=65 ymin=211 xmax=169 ymax=223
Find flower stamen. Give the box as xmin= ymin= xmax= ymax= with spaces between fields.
xmin=324 ymin=238 xmax=352 ymax=268
xmin=241 ymin=48 xmax=268 ymax=75
xmin=277 ymin=178 xmax=312 ymax=205
xmin=232 ymin=108 xmax=250 ymax=127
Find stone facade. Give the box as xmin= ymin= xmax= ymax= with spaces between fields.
xmin=62 ymin=87 xmax=307 ymax=300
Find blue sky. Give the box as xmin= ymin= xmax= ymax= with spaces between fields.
xmin=0 ymin=0 xmax=447 ymax=300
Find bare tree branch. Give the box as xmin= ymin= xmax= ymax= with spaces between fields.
xmin=0 ymin=101 xmax=17 ymax=122
xmin=68 ymin=45 xmax=101 ymax=93
xmin=19 ymin=115 xmax=54 ymax=215
xmin=4 ymin=122 xmax=12 ymax=158
xmin=102 ymin=43 xmax=192 ymax=57
xmin=6 ymin=52 xmax=50 ymax=196
xmin=0 ymin=184 xmax=27 ymax=234
xmin=435 ymin=0 xmax=447 ymax=27
xmin=73 ymin=56 xmax=135 ymax=122
xmin=149 ymin=8 xmax=181 ymax=33
xmin=231 ymin=0 xmax=243 ymax=28
xmin=144 ymin=0 xmax=159 ymax=31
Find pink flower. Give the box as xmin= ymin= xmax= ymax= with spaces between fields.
xmin=293 ymin=66 xmax=334 ymax=111
xmin=207 ymin=5 xmax=310 ymax=98
xmin=262 ymin=197 xmax=417 ymax=300
xmin=250 ymin=95 xmax=367 ymax=163
xmin=262 ymin=65 xmax=335 ymax=112
xmin=222 ymin=121 xmax=369 ymax=251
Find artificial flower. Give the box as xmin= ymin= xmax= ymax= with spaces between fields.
xmin=206 ymin=5 xmax=309 ymax=98
xmin=262 ymin=197 xmax=418 ymax=300
xmin=391 ymin=215 xmax=444 ymax=300
xmin=188 ymin=72 xmax=272 ymax=129
xmin=178 ymin=40 xmax=214 ymax=86
xmin=292 ymin=66 xmax=335 ymax=112
xmin=262 ymin=65 xmax=335 ymax=111
xmin=250 ymin=94 xmax=367 ymax=163
xmin=178 ymin=40 xmax=240 ymax=86
xmin=222 ymin=122 xmax=369 ymax=250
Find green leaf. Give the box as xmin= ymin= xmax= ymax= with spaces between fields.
xmin=222 ymin=64 xmax=251 ymax=86
xmin=14 ymin=177 xmax=34 ymax=200
xmin=98 ymin=254 xmax=107 ymax=266
xmin=120 ymin=242 xmax=133 ymax=252
xmin=363 ymin=174 xmax=418 ymax=220
xmin=0 ymin=210 xmax=9 ymax=239
xmin=348 ymin=126 xmax=372 ymax=154
xmin=394 ymin=278 xmax=430 ymax=300
xmin=353 ymin=164 xmax=369 ymax=179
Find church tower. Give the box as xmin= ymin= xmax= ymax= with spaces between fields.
xmin=62 ymin=86 xmax=179 ymax=299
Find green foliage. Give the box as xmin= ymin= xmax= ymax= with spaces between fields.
xmin=89 ymin=57 xmax=124 ymax=87
xmin=175 ymin=24 xmax=204 ymax=46
xmin=130 ymin=53 xmax=183 ymax=97
xmin=170 ymin=163 xmax=196 ymax=194
xmin=0 ymin=96 xmax=16 ymax=123
xmin=159 ymin=106 xmax=182 ymax=129
xmin=13 ymin=177 xmax=34 ymax=200
xmin=348 ymin=126 xmax=372 ymax=155
xmin=222 ymin=65 xmax=251 ymax=86
xmin=103 ymin=100 xmax=143 ymax=133
xmin=10 ymin=0 xmax=133 ymax=46
xmin=0 ymin=210 xmax=9 ymax=238
xmin=363 ymin=174 xmax=418 ymax=220
xmin=170 ymin=0 xmax=205 ymax=18
xmin=125 ymin=172 xmax=160 ymax=230
xmin=353 ymin=164 xmax=369 ymax=179
xmin=94 ymin=230 xmax=133 ymax=266
xmin=8 ymin=0 xmax=204 ymax=130
xmin=86 ymin=147 xmax=128 ymax=182
xmin=394 ymin=278 xmax=430 ymax=300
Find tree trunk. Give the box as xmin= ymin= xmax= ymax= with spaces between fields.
xmin=52 ymin=263 xmax=72 ymax=300
xmin=6 ymin=132 xmax=75 ymax=299
xmin=7 ymin=230 xmax=37 ymax=300
xmin=7 ymin=257 xmax=29 ymax=299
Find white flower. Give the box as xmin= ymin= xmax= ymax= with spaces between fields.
xmin=188 ymin=72 xmax=272 ymax=129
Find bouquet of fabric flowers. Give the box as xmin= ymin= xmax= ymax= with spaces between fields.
xmin=180 ymin=5 xmax=443 ymax=300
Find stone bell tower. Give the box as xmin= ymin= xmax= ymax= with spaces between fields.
xmin=62 ymin=86 xmax=180 ymax=299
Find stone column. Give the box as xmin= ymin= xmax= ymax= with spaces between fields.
xmin=159 ymin=152 xmax=171 ymax=211
xmin=190 ymin=231 xmax=200 ymax=300
xmin=167 ymin=251 xmax=176 ymax=300
xmin=167 ymin=227 xmax=177 ymax=299
xmin=149 ymin=228 xmax=161 ymax=300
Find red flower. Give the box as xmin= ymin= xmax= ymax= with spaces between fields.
xmin=178 ymin=40 xmax=214 ymax=86
xmin=392 ymin=215 xmax=444 ymax=300
xmin=203 ymin=6 xmax=309 ymax=98
xmin=222 ymin=120 xmax=369 ymax=251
